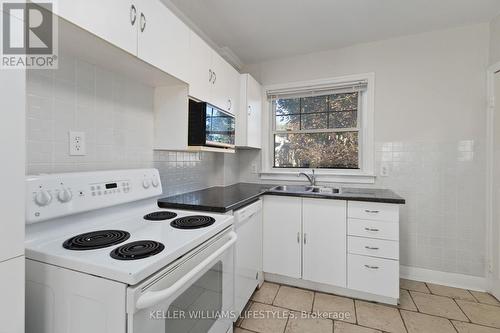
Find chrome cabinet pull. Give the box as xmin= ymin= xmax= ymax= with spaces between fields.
xmin=130 ymin=5 xmax=137 ymax=26
xmin=297 ymin=232 xmax=300 ymax=243
xmin=140 ymin=12 xmax=146 ymax=32
xmin=255 ymin=272 xmax=258 ymax=280
xmin=364 ymin=227 xmax=379 ymax=232
xmin=303 ymin=233 xmax=307 ymax=244
xmin=248 ymin=105 xmax=252 ymax=116
xmin=228 ymin=99 xmax=232 ymax=111
xmin=364 ymin=265 xmax=379 ymax=269
xmin=365 ymin=246 xmax=379 ymax=250
xmin=212 ymin=72 xmax=216 ymax=84
xmin=364 ymin=209 xmax=379 ymax=214
xmin=209 ymin=69 xmax=213 ymax=82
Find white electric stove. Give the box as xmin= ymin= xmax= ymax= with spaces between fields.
xmin=25 ymin=169 xmax=236 ymax=333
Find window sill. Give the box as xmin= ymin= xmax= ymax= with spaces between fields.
xmin=260 ymin=170 xmax=376 ymax=184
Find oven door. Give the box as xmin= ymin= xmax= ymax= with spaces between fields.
xmin=126 ymin=229 xmax=236 ymax=333
xmin=205 ymin=105 xmax=235 ymax=148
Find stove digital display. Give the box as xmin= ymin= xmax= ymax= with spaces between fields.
xmin=105 ymin=183 xmax=118 ymax=189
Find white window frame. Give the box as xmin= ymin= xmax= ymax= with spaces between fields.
xmin=260 ymin=73 xmax=375 ymax=184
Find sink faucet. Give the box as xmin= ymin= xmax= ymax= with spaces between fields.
xmin=298 ymin=170 xmax=316 ymax=186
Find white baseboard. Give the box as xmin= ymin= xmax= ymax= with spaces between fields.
xmin=400 ymin=265 xmax=487 ymax=291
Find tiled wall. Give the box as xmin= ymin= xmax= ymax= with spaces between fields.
xmin=25 ymin=50 xmax=223 ymax=196
xmin=374 ymin=140 xmax=486 ymax=276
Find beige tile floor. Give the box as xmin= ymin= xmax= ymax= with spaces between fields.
xmin=234 ymin=279 xmax=500 ymax=333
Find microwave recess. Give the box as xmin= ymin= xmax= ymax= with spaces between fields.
xmin=188 ymin=100 xmax=235 ymax=150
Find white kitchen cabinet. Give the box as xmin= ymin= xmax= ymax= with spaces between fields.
xmin=263 ymin=196 xmax=302 ymax=278
xmin=236 ymin=74 xmax=262 ymax=148
xmin=55 ymin=0 xmax=139 ymax=55
xmin=136 ymin=0 xmax=190 ymax=83
xmin=0 ymin=68 xmax=24 ymax=262
xmin=0 ymin=257 xmax=24 ymax=333
xmin=188 ymin=32 xmax=213 ymax=103
xmin=188 ymin=31 xmax=240 ymax=114
xmin=347 ymin=201 xmax=400 ymax=299
xmin=302 ymin=198 xmax=346 ymax=286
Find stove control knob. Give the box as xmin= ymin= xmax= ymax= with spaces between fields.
xmin=58 ymin=188 xmax=73 ymax=203
xmin=152 ymin=177 xmax=159 ymax=188
xmin=142 ymin=179 xmax=151 ymax=189
xmin=34 ymin=190 xmax=52 ymax=206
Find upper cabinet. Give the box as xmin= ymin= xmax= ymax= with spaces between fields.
xmin=56 ymin=0 xmax=139 ymax=55
xmin=55 ymin=0 xmax=190 ymax=83
xmin=188 ymin=31 xmax=240 ymax=114
xmin=136 ymin=0 xmax=190 ymax=83
xmin=236 ymin=74 xmax=262 ymax=148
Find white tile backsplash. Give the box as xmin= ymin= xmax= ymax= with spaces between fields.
xmin=26 ymin=51 xmax=223 ymax=196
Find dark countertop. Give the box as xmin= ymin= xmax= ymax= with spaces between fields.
xmin=158 ymin=183 xmax=405 ymax=213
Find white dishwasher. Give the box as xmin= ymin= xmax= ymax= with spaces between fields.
xmin=233 ymin=199 xmax=263 ymax=317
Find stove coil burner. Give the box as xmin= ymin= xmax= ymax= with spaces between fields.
xmin=170 ymin=215 xmax=216 ymax=229
xmin=143 ymin=211 xmax=178 ymax=221
xmin=63 ymin=230 xmax=130 ymax=250
xmin=110 ymin=240 xmax=165 ymax=260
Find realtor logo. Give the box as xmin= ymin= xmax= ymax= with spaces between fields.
xmin=1 ymin=1 xmax=58 ymax=69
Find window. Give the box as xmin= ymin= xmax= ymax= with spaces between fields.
xmin=270 ymin=84 xmax=366 ymax=169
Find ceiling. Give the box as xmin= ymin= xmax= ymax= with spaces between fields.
xmin=165 ymin=0 xmax=500 ymax=66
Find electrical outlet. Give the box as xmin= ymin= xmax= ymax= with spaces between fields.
xmin=69 ymin=131 xmax=86 ymax=156
xmin=380 ymin=163 xmax=389 ymax=177
xmin=251 ymin=163 xmax=258 ymax=174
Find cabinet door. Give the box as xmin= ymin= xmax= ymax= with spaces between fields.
xmin=246 ymin=74 xmax=262 ymax=148
xmin=0 ymin=257 xmax=24 ymax=333
xmin=302 ymin=198 xmax=347 ymax=287
xmin=56 ymin=0 xmax=138 ymax=55
xmin=263 ymin=196 xmax=302 ymax=278
xmin=137 ymin=0 xmax=190 ymax=82
xmin=188 ymin=31 xmax=213 ymax=103
xmin=211 ymin=52 xmax=239 ymax=113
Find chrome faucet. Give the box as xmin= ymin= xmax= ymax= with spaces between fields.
xmin=298 ymin=170 xmax=316 ymax=186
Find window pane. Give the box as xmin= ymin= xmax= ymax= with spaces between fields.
xmin=274 ymin=132 xmax=358 ymax=169
xmin=301 ymin=95 xmax=328 ymax=113
xmin=329 ymin=110 xmax=357 ymax=128
xmin=301 ymin=113 xmax=328 ymax=130
xmin=329 ymin=92 xmax=358 ymax=111
xmin=276 ymin=114 xmax=300 ymax=131
xmin=274 ymin=98 xmax=300 ymax=115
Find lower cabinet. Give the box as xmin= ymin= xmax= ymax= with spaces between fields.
xmin=263 ymin=196 xmax=347 ymax=286
xmin=263 ymin=195 xmax=401 ymax=302
xmin=263 ymin=196 xmax=302 ymax=278
xmin=302 ymin=198 xmax=346 ymax=287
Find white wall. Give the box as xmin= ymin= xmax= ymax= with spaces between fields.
xmin=243 ymin=24 xmax=489 ymax=277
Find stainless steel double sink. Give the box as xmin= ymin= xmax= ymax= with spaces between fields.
xmin=270 ymin=185 xmax=340 ymax=194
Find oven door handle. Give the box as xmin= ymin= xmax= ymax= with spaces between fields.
xmin=135 ymin=231 xmax=237 ymax=310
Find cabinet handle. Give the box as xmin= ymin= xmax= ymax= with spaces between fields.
xmin=212 ymin=72 xmax=216 ymax=84
xmin=296 ymin=232 xmax=300 ymax=243
xmin=248 ymin=105 xmax=252 ymax=116
xmin=209 ymin=69 xmax=213 ymax=82
xmin=130 ymin=5 xmax=137 ymax=26
xmin=228 ymin=99 xmax=232 ymax=111
xmin=365 ymin=209 xmax=380 ymax=214
xmin=303 ymin=233 xmax=307 ymax=244
xmin=365 ymin=246 xmax=379 ymax=250
xmin=255 ymin=272 xmax=259 ymax=280
xmin=140 ymin=12 xmax=146 ymax=32
xmin=364 ymin=265 xmax=379 ymax=269
xmin=364 ymin=227 xmax=379 ymax=232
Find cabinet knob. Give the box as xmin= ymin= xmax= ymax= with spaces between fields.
xmin=130 ymin=5 xmax=137 ymax=26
